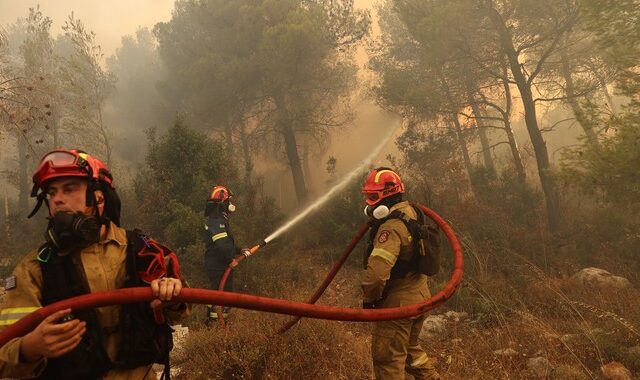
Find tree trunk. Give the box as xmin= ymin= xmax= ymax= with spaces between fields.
xmin=439 ymin=73 xmax=477 ymax=194
xmin=281 ymin=122 xmax=308 ymax=205
xmin=97 ymin=106 xmax=111 ymax=165
xmin=52 ymin=107 xmax=59 ymax=148
xmin=489 ymin=6 xmax=561 ymax=233
xmin=18 ymin=135 xmax=29 ymax=213
xmin=224 ymin=121 xmax=234 ymax=156
xmin=560 ymin=43 xmax=599 ymax=145
xmin=302 ymin=137 xmax=314 ymax=195
xmin=469 ymin=99 xmax=496 ymax=176
xmin=239 ymin=123 xmax=253 ymax=184
xmin=450 ymin=113 xmax=476 ymax=193
xmin=500 ymin=72 xmax=527 ymax=184
xmin=597 ymin=74 xmax=617 ymax=116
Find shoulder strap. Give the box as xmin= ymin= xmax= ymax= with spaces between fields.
xmin=125 ymin=229 xmax=145 ymax=287
xmin=38 ymin=246 xmax=113 ymax=379
xmin=386 ymin=208 xmax=423 ymax=279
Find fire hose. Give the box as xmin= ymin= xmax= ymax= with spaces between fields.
xmin=216 ymin=204 xmax=462 ymax=329
xmin=0 ymin=204 xmax=463 ymax=348
xmin=215 ymin=222 xmax=370 ymax=329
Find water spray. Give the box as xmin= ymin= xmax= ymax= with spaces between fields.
xmin=265 ymin=125 xmax=397 ymax=243
xmin=217 ymin=123 xmax=400 ymax=325
xmin=242 ymin=122 xmax=399 ymax=259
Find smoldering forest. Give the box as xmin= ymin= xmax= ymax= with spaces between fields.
xmin=1 ymin=0 xmax=639 ymax=379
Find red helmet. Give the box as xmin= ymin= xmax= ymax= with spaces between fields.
xmin=28 ymin=149 xmax=115 ymax=218
xmin=362 ymin=168 xmax=405 ymax=206
xmin=31 ymin=149 xmax=114 ymax=192
xmin=208 ymin=185 xmax=232 ymax=203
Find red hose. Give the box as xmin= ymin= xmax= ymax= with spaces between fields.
xmin=216 ymin=250 xmax=250 ymax=327
xmin=216 ymin=204 xmax=462 ymax=327
xmin=0 ymin=204 xmax=463 ymax=347
xmin=277 ymin=221 xmax=370 ymax=334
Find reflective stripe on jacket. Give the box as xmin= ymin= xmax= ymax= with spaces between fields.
xmin=0 ymin=222 xmax=190 ymax=379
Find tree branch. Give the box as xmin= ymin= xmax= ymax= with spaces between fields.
xmin=527 ymin=13 xmax=579 ymax=85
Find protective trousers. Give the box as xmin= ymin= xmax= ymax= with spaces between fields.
xmin=205 ymin=254 xmax=233 ymax=323
xmin=372 ymin=314 xmax=440 ymax=380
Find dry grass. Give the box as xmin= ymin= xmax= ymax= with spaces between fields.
xmin=175 ymin=307 xmax=371 ymax=379
xmin=171 ymin=229 xmax=640 ymax=379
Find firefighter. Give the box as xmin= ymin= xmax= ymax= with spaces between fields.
xmin=203 ymin=185 xmax=248 ymax=325
xmin=361 ymin=167 xmax=441 ymax=380
xmin=0 ymin=149 xmax=190 ymax=379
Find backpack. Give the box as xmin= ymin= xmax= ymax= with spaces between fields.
xmin=365 ymin=203 xmax=441 ymax=277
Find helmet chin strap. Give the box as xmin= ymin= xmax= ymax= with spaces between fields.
xmin=364 ymin=204 xmax=390 ymax=220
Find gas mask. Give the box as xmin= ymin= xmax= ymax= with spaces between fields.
xmin=45 ymin=211 xmax=101 ymax=252
xmin=227 ymin=203 xmax=236 ymax=213
xmin=363 ymin=204 xmax=390 ymax=220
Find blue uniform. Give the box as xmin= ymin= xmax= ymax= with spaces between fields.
xmin=204 ymin=214 xmax=239 ymax=293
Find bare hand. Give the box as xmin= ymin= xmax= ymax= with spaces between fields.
xmin=149 ymin=277 xmax=182 ymax=309
xmin=20 ymin=308 xmax=86 ymax=362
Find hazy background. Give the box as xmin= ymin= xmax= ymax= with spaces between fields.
xmin=0 ymin=0 xmax=392 ymax=210
xmin=1 ymin=1 xmax=640 ymax=378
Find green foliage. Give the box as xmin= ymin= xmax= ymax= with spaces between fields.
xmin=132 ymin=118 xmax=287 ymax=254
xmin=393 ymin=122 xmax=470 ymax=209
xmin=134 ymin=118 xmax=235 ymax=250
xmin=237 ymin=192 xmax=286 ymax=244
xmin=471 ymin=168 xmax=542 ymax=225
xmin=57 ymin=14 xmax=116 ymax=162
xmin=558 ymin=0 xmax=640 ymax=221
xmin=155 ymin=0 xmax=370 ymax=204
xmin=312 ymin=174 xmax=365 ymax=246
xmin=580 ymin=0 xmax=640 ymax=71
xmin=560 ymin=122 xmax=640 ymax=207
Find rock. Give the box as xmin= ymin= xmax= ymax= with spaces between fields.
xmin=492 ymin=348 xmax=518 ymax=357
xmin=572 ymin=268 xmax=631 ymax=289
xmin=552 ymin=365 xmax=588 ymax=380
xmin=154 ymin=365 xmax=182 ymax=380
xmin=419 ymin=311 xmax=469 ymax=339
xmin=601 ymin=361 xmax=632 ymax=380
xmin=419 ymin=315 xmax=447 ymax=339
xmin=171 ymin=324 xmax=189 ymax=352
xmin=527 ymin=357 xmax=552 ymax=377
xmin=444 ymin=311 xmax=468 ymax=322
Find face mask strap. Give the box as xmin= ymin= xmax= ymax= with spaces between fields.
xmin=27 ymin=192 xmax=48 ymax=219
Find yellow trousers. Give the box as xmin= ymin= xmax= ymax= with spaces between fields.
xmin=372 ymin=315 xmax=441 ymax=380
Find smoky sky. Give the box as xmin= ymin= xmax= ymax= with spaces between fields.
xmin=0 ymin=0 xmax=396 ymax=204
xmin=0 ymin=0 xmax=174 ymax=56
xmin=0 ymin=0 xmax=376 ymax=57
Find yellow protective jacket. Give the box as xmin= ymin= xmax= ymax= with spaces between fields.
xmin=362 ymin=201 xmax=431 ymax=308
xmin=0 ymin=222 xmax=191 ymax=379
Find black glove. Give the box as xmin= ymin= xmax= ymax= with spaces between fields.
xmin=362 ymin=301 xmax=376 ymax=309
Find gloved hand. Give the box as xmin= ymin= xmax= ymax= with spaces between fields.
xmin=240 ymin=248 xmax=251 ymax=257
xmin=362 ymin=301 xmax=376 ymax=309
